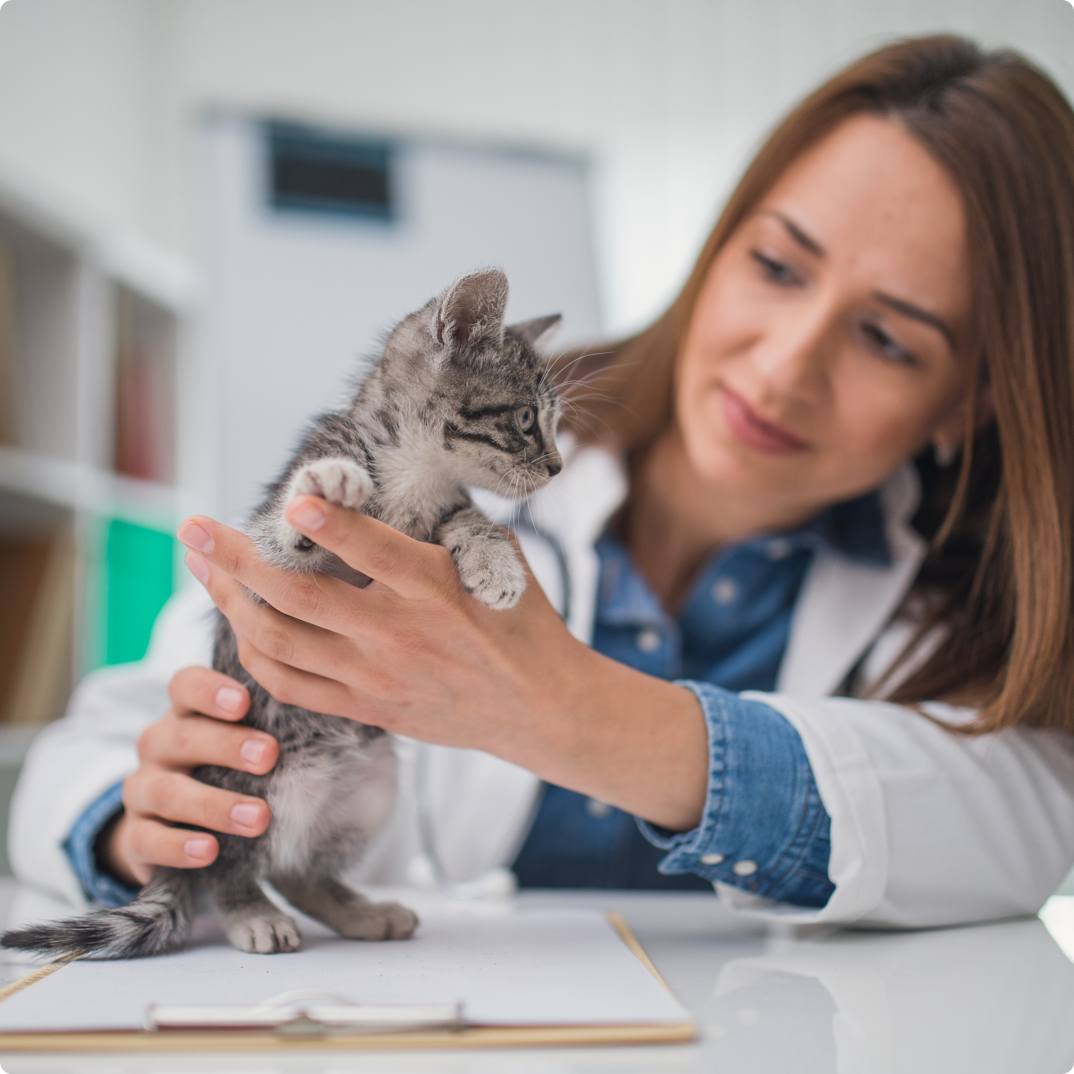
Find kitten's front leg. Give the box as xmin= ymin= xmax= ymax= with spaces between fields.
xmin=257 ymin=456 xmax=374 ymax=571
xmin=436 ymin=506 xmax=525 ymax=610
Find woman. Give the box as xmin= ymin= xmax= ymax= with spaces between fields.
xmin=11 ymin=33 xmax=1074 ymax=928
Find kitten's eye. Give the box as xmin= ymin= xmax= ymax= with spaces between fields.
xmin=515 ymin=405 xmax=536 ymax=434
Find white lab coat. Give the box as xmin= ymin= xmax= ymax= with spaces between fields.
xmin=9 ymin=434 xmax=1074 ymax=928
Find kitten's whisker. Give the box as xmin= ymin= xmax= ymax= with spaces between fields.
xmin=550 ymin=350 xmax=636 ymax=393
xmin=547 ymin=348 xmax=616 ymax=387
xmin=539 ymin=347 xmax=613 ymax=394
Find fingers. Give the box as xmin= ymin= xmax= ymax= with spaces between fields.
xmin=138 ymin=711 xmax=278 ymax=775
xmin=185 ymin=565 xmax=356 ymax=684
xmin=123 ymin=769 xmax=271 ymax=840
xmin=177 ymin=519 xmax=373 ymax=634
xmin=232 ymin=641 xmax=369 ymax=720
xmin=283 ymin=497 xmax=455 ymax=601
xmin=168 ymin=665 xmax=251 ymax=721
xmin=124 ymin=816 xmax=221 ymax=875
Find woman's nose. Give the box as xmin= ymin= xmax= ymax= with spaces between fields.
xmin=753 ymin=305 xmax=834 ymax=402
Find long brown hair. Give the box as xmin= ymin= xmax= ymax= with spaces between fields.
xmin=554 ymin=34 xmax=1074 ymax=735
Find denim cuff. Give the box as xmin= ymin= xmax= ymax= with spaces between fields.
xmin=636 ymin=680 xmax=835 ymax=909
xmin=61 ymin=779 xmax=140 ymax=907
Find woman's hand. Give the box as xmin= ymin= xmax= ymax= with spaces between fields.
xmin=177 ymin=497 xmax=709 ymax=831
xmin=176 ymin=498 xmax=585 ymax=762
xmin=102 ymin=666 xmax=279 ymax=887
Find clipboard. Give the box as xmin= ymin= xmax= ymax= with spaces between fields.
xmin=0 ymin=911 xmax=697 ymax=1052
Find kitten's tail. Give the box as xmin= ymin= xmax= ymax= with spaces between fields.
xmin=1 ymin=869 xmax=195 ymax=960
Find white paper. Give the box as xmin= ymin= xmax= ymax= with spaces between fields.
xmin=0 ymin=908 xmax=689 ymax=1033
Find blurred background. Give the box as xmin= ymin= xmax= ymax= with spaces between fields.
xmin=0 ymin=0 xmax=1069 ymax=876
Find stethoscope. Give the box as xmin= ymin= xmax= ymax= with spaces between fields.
xmin=410 ymin=512 xmax=572 ymax=897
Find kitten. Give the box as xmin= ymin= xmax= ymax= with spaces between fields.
xmin=2 ymin=267 xmax=564 ymax=958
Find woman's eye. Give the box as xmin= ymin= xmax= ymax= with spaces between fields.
xmin=515 ymin=405 xmax=536 ymax=433
xmin=750 ymin=250 xmax=798 ymax=286
xmin=862 ymin=323 xmax=918 ymax=367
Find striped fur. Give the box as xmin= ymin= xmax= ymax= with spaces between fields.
xmin=2 ymin=870 xmax=194 ymax=959
xmin=3 ymin=269 xmax=564 ymax=960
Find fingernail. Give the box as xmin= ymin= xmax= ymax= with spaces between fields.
xmin=240 ymin=739 xmax=268 ymax=766
xmin=231 ymin=802 xmax=262 ymax=828
xmin=185 ymin=550 xmax=209 ymax=585
xmin=290 ymin=501 xmax=326 ymax=531
xmin=216 ymin=686 xmax=246 ymax=714
xmin=185 ymin=837 xmax=214 ymax=860
xmin=178 ymin=521 xmax=214 ymax=554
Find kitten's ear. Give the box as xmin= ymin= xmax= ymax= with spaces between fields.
xmin=434 ymin=268 xmax=508 ymax=351
xmin=509 ymin=313 xmax=562 ymax=350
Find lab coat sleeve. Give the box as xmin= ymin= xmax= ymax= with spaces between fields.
xmin=725 ymin=673 xmax=1074 ymax=927
xmin=6 ymin=585 xmax=217 ymax=907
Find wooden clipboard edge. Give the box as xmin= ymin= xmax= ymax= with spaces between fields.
xmin=0 ymin=1020 xmax=697 ymax=1053
xmin=0 ymin=911 xmax=698 ymax=1053
xmin=607 ymin=912 xmax=671 ymax=991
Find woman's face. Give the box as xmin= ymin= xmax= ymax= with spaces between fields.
xmin=675 ymin=113 xmax=983 ymax=518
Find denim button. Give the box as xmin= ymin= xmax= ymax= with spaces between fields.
xmin=700 ymin=852 xmax=725 ymax=865
xmin=635 ymin=628 xmax=661 ymax=653
xmin=711 ymin=578 xmax=739 ymax=605
xmin=766 ymin=538 xmax=794 ymax=561
xmin=586 ymin=798 xmax=612 ymax=818
xmin=732 ymin=860 xmax=759 ymax=877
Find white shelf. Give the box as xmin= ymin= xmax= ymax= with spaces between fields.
xmin=0 ymin=158 xmax=198 ymax=317
xmin=0 ymin=445 xmax=183 ymax=529
xmin=102 ymin=235 xmax=200 ymax=314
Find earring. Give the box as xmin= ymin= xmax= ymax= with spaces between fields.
xmin=933 ymin=440 xmax=957 ymax=467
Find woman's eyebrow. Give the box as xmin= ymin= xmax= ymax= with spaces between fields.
xmin=757 ymin=208 xmax=956 ymax=352
xmin=759 ymin=208 xmax=827 ymax=258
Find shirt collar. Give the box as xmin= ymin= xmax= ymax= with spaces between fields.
xmin=793 ymin=486 xmax=892 ymax=567
xmin=594 ymin=485 xmax=892 ymax=627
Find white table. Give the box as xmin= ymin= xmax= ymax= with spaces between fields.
xmin=0 ymin=879 xmax=1072 ymax=1073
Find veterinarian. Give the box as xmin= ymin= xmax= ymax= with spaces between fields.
xmin=10 ymin=34 xmax=1074 ymax=928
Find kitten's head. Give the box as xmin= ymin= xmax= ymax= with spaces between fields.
xmin=384 ymin=267 xmax=564 ymax=498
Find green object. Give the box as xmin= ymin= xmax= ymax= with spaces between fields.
xmin=96 ymin=517 xmax=176 ymax=666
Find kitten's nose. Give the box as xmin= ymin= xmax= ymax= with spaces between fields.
xmin=545 ymin=458 xmax=562 ymax=476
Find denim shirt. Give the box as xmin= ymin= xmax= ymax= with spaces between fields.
xmin=511 ymin=489 xmax=891 ymax=908
xmin=64 ymin=490 xmax=889 ymax=910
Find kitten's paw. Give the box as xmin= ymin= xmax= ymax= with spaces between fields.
xmin=452 ymin=537 xmax=526 ymax=609
xmin=337 ymin=901 xmax=420 ymax=941
xmin=291 ymin=457 xmax=373 ymax=510
xmin=226 ymin=913 xmax=303 ymax=954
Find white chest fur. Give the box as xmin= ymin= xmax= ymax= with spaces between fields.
xmin=265 ymin=733 xmax=398 ymax=877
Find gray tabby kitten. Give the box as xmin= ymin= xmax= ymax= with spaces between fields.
xmin=2 ymin=267 xmax=564 ymax=959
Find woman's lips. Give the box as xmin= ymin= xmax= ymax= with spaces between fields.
xmin=719 ymin=386 xmax=809 ymax=453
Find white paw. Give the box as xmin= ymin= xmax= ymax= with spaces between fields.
xmin=291 ymin=457 xmax=373 ymax=510
xmin=227 ymin=914 xmax=303 ymax=954
xmin=338 ymin=901 xmax=420 ymax=941
xmin=453 ymin=537 xmax=526 ymax=609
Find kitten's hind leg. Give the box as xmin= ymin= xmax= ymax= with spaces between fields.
xmin=205 ymin=873 xmax=303 ymax=954
xmin=273 ymin=875 xmax=419 ymax=941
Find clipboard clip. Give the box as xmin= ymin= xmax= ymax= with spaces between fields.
xmin=145 ymin=989 xmax=468 ymax=1038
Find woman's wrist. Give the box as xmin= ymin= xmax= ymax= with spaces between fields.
xmin=493 ymin=634 xmax=709 ymax=832
xmin=96 ymin=812 xmax=140 ymax=888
